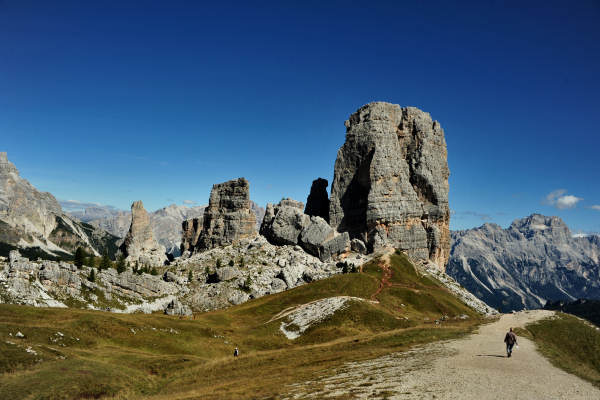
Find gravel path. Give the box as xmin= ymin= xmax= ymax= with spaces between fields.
xmin=284 ymin=310 xmax=600 ymax=399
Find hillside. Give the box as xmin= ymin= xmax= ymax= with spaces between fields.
xmin=0 ymin=252 xmax=490 ymax=399
xmin=0 ymin=153 xmax=120 ymax=260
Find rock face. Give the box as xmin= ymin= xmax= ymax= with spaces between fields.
xmin=0 ymin=152 xmax=119 ymax=259
xmin=119 ymin=201 xmax=167 ymax=266
xmin=447 ymin=214 xmax=600 ymax=312
xmin=329 ymin=102 xmax=450 ymax=269
xmin=261 ymin=199 xmax=349 ymax=261
xmin=304 ymin=178 xmax=330 ymax=222
xmin=196 ymin=178 xmax=257 ymax=251
xmin=180 ymin=218 xmax=202 ymax=254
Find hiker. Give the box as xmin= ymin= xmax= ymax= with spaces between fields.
xmin=234 ymin=347 xmax=239 ymax=357
xmin=504 ymin=327 xmax=518 ymax=357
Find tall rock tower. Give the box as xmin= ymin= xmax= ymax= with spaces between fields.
xmin=119 ymin=201 xmax=167 ymax=266
xmin=196 ymin=178 xmax=257 ymax=251
xmin=329 ymin=102 xmax=450 ymax=269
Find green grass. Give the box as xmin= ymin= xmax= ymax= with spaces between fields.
xmin=0 ymin=251 xmax=484 ymax=399
xmin=517 ymin=313 xmax=600 ymax=388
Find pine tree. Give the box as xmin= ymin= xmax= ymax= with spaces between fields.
xmin=74 ymin=247 xmax=86 ymax=268
xmin=150 ymin=266 xmax=158 ymax=275
xmin=216 ymin=258 xmax=222 ymax=269
xmin=87 ymin=256 xmax=96 ymax=269
xmin=87 ymin=268 xmax=96 ymax=282
xmin=99 ymin=252 xmax=112 ymax=271
xmin=239 ymin=256 xmax=245 ymax=268
xmin=116 ymin=256 xmax=126 ymax=274
xmin=188 ymin=270 xmax=193 ymax=282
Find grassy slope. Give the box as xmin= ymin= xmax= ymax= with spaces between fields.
xmin=516 ymin=312 xmax=600 ymax=389
xmin=0 ymin=252 xmax=483 ymax=399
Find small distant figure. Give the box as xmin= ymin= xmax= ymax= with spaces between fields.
xmin=504 ymin=327 xmax=518 ymax=358
xmin=234 ymin=347 xmax=239 ymax=357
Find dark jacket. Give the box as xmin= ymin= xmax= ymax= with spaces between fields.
xmin=504 ymin=331 xmax=517 ymax=345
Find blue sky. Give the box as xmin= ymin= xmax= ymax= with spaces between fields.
xmin=1 ymin=1 xmax=599 ymax=233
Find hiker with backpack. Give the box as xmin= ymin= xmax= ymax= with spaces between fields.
xmin=504 ymin=327 xmax=518 ymax=358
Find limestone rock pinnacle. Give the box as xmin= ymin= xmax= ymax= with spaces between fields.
xmin=329 ymin=102 xmax=450 ymax=269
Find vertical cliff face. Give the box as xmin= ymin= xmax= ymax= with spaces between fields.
xmin=119 ymin=201 xmax=167 ymax=266
xmin=196 ymin=178 xmax=257 ymax=251
xmin=329 ymin=102 xmax=450 ymax=269
xmin=304 ymin=178 xmax=330 ymax=222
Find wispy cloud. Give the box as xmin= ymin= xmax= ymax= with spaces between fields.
xmin=543 ymin=189 xmax=583 ymax=209
xmin=183 ymin=200 xmax=196 ymax=205
xmin=452 ymin=210 xmax=492 ymax=221
xmin=590 ymin=205 xmax=600 ymax=211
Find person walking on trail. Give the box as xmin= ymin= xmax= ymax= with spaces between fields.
xmin=234 ymin=347 xmax=239 ymax=358
xmin=504 ymin=327 xmax=518 ymax=358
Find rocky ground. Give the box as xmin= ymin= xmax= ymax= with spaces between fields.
xmin=283 ymin=310 xmax=600 ymax=399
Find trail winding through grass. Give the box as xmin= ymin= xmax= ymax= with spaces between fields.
xmin=284 ymin=310 xmax=600 ymax=399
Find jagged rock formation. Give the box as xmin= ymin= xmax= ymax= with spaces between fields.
xmin=119 ymin=201 xmax=167 ymax=266
xmin=0 ymin=152 xmax=119 ymax=259
xmin=180 ymin=218 xmax=202 ymax=254
xmin=447 ymin=214 xmax=600 ymax=312
xmin=196 ymin=178 xmax=257 ymax=251
xmin=70 ymin=203 xmax=205 ymax=256
xmin=304 ymin=178 xmax=329 ymax=222
xmin=329 ymin=102 xmax=450 ymax=269
xmin=261 ymin=199 xmax=349 ymax=261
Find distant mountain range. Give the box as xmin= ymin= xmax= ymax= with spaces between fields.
xmin=0 ymin=152 xmax=119 ymax=260
xmin=447 ymin=214 xmax=600 ymax=312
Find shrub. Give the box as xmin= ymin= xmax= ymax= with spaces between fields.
xmin=228 ymin=260 xmax=234 ymax=267
xmin=150 ymin=267 xmax=158 ymax=276
xmin=188 ymin=270 xmax=193 ymax=282
xmin=87 ymin=268 xmax=96 ymax=282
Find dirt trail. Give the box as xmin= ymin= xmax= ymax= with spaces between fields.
xmin=283 ymin=310 xmax=600 ymax=399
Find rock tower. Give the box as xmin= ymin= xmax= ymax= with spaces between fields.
xmin=119 ymin=201 xmax=167 ymax=266
xmin=329 ymin=102 xmax=450 ymax=269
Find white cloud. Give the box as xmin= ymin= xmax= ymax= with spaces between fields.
xmin=183 ymin=200 xmax=196 ymax=205
xmin=543 ymin=189 xmax=583 ymax=209
xmin=590 ymin=205 xmax=600 ymax=211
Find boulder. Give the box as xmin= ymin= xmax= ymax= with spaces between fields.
xmin=196 ymin=178 xmax=257 ymax=251
xmin=164 ymin=299 xmax=192 ymax=316
xmin=350 ymin=238 xmax=367 ymax=254
xmin=217 ymin=266 xmax=240 ymax=282
xmin=329 ymin=102 xmax=450 ymax=269
xmin=261 ymin=200 xmax=310 ymax=246
xmin=304 ymin=178 xmax=329 ymax=222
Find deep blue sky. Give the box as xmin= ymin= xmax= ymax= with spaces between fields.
xmin=2 ymin=1 xmax=599 ymax=233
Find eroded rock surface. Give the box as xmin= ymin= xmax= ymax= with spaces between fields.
xmin=261 ymin=199 xmax=349 ymax=261
xmin=119 ymin=201 xmax=167 ymax=266
xmin=329 ymin=102 xmax=450 ymax=269
xmin=196 ymin=178 xmax=257 ymax=251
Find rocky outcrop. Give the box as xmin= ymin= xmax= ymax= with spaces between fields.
xmin=447 ymin=214 xmax=600 ymax=312
xmin=0 ymin=152 xmax=119 ymax=260
xmin=73 ymin=202 xmax=265 ymax=257
xmin=0 ymin=250 xmax=180 ymax=312
xmin=304 ymin=178 xmax=329 ymax=222
xmin=119 ymin=201 xmax=167 ymax=266
xmin=261 ymin=199 xmax=349 ymax=261
xmin=180 ymin=218 xmax=202 ymax=255
xmin=329 ymin=102 xmax=450 ymax=269
xmin=196 ymin=178 xmax=257 ymax=251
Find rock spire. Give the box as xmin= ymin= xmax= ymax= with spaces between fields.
xmin=329 ymin=102 xmax=450 ymax=269
xmin=119 ymin=201 xmax=167 ymax=266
